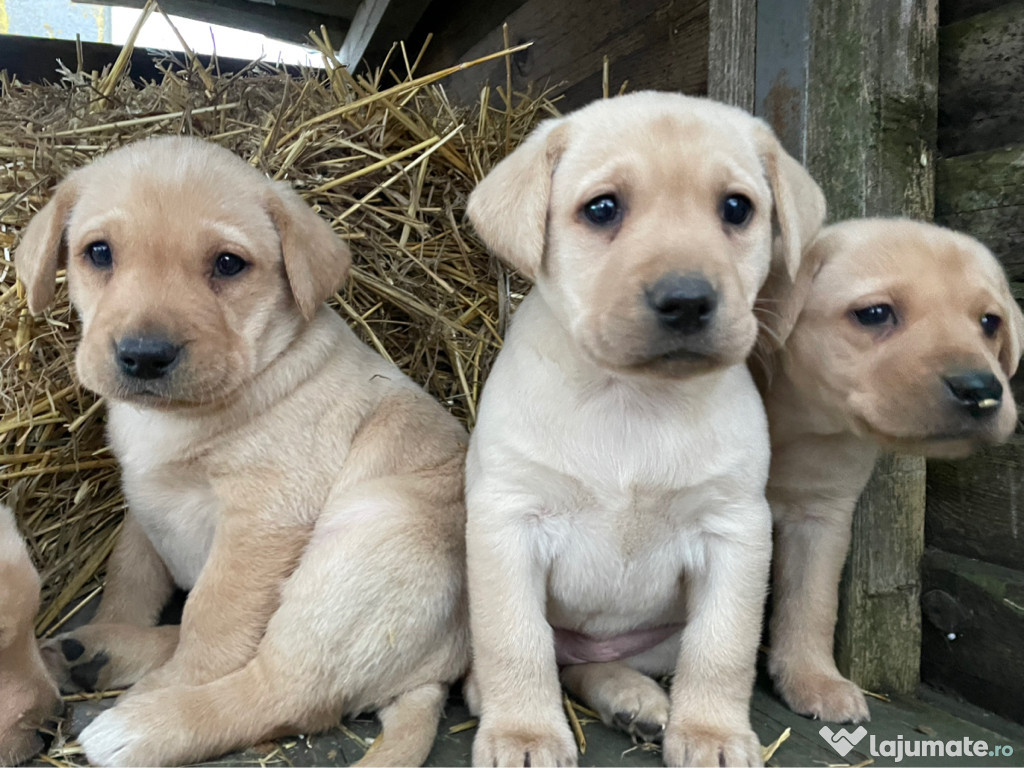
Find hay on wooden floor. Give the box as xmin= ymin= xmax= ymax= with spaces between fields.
xmin=0 ymin=22 xmax=560 ymax=639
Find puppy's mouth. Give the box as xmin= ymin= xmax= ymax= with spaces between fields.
xmin=110 ymin=378 xmax=224 ymax=410
xmin=855 ymin=418 xmax=1007 ymax=457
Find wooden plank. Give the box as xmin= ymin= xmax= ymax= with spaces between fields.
xmin=408 ymin=0 xmax=531 ymax=76
xmin=921 ymin=548 xmax=1024 ymax=723
xmin=941 ymin=0 xmax=1018 ymax=25
xmin=0 ymin=33 xmax=291 ymax=85
xmin=938 ymin=2 xmax=1024 ymax=157
xmin=707 ymin=0 xmax=756 ymax=110
xmin=802 ymin=0 xmax=938 ymax=694
xmin=339 ymin=0 xmax=391 ymax=69
xmin=754 ymin=0 xmax=812 ymax=162
xmin=410 ymin=0 xmax=709 ymax=111
xmin=935 ymin=143 xmax=1024 ymax=280
xmin=926 ymin=433 xmax=1024 ymax=578
xmin=358 ymin=0 xmax=437 ymax=72
xmin=80 ymin=0 xmax=350 ymax=45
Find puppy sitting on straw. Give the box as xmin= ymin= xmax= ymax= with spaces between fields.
xmin=17 ymin=136 xmax=469 ymax=767
xmin=462 ymin=92 xmax=825 ymax=768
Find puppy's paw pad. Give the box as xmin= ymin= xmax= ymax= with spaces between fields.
xmin=779 ymin=673 xmax=870 ymax=723
xmin=40 ymin=634 xmax=111 ymax=693
xmin=60 ymin=638 xmax=86 ymax=661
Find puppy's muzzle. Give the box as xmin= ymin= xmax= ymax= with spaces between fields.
xmin=116 ymin=336 xmax=181 ymax=380
xmin=944 ymin=370 xmax=1003 ymax=418
xmin=646 ymin=274 xmax=717 ymax=334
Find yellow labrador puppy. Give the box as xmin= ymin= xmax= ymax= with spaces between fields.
xmin=16 ymin=136 xmax=469 ymax=767
xmin=0 ymin=505 xmax=63 ymax=767
xmin=464 ymin=92 xmax=825 ymax=767
xmin=761 ymin=218 xmax=1023 ymax=723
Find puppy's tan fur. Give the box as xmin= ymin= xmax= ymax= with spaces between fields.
xmin=761 ymin=218 xmax=1023 ymax=723
xmin=464 ymin=92 xmax=825 ymax=767
xmin=0 ymin=505 xmax=63 ymax=768
xmin=17 ymin=137 xmax=469 ymax=767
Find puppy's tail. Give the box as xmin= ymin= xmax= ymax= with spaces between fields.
xmin=355 ymin=682 xmax=447 ymax=767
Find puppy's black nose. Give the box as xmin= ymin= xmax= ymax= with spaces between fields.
xmin=116 ymin=337 xmax=180 ymax=380
xmin=944 ymin=371 xmax=1003 ymax=418
xmin=646 ymin=275 xmax=717 ymax=333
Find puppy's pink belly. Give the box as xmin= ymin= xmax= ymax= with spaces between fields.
xmin=554 ymin=624 xmax=682 ymax=665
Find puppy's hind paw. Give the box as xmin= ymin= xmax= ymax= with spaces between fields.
xmin=40 ymin=634 xmax=112 ymax=693
xmin=40 ymin=623 xmax=177 ymax=695
xmin=600 ymin=675 xmax=670 ymax=744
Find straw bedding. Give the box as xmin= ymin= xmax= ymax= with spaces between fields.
xmin=0 ymin=28 xmax=557 ymax=636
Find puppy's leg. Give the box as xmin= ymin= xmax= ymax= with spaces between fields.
xmin=663 ymin=504 xmax=771 ymax=768
xmin=94 ymin=513 xmax=175 ymax=625
xmin=561 ymin=662 xmax=669 ymax=743
xmin=768 ymin=504 xmax=870 ymax=723
xmin=467 ymin=509 xmax=577 ymax=768
xmin=79 ymin=485 xmax=465 ymax=767
xmin=41 ymin=514 xmax=175 ymax=692
xmin=355 ymin=683 xmax=448 ymax=767
xmin=126 ymin=512 xmax=309 ymax=696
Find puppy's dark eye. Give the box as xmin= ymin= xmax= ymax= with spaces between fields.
xmin=981 ymin=313 xmax=1002 ymax=338
xmin=582 ymin=195 xmax=620 ymax=226
xmin=721 ymin=194 xmax=753 ymax=226
xmin=86 ymin=241 xmax=112 ymax=269
xmin=213 ymin=253 xmax=247 ymax=278
xmin=853 ymin=304 xmax=896 ymax=327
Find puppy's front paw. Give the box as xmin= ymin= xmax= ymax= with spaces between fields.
xmin=663 ymin=724 xmax=762 ymax=767
xmin=776 ymin=671 xmax=870 ymax=723
xmin=473 ymin=718 xmax=578 ymax=767
xmin=79 ymin=690 xmax=197 ymax=767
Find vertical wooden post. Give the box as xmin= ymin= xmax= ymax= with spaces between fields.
xmin=754 ymin=0 xmax=938 ymax=693
xmin=708 ymin=0 xmax=757 ymax=110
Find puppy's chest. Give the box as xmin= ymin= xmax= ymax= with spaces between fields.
xmin=543 ymin=483 xmax=703 ymax=625
xmin=109 ymin=409 xmax=223 ymax=590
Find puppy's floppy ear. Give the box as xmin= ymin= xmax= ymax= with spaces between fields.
xmin=16 ymin=178 xmax=79 ymax=315
xmin=999 ymin=294 xmax=1024 ymax=378
xmin=753 ymin=124 xmax=827 ymax=281
xmin=466 ymin=118 xmax=569 ymax=281
xmin=265 ymin=182 xmax=351 ymax=321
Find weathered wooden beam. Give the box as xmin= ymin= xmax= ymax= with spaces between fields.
xmin=921 ymin=548 xmax=1024 ymax=723
xmin=356 ymin=0 xmax=436 ymax=72
xmin=811 ymin=0 xmax=937 ymax=698
xmin=707 ymin=0 xmax=756 ymax=111
xmin=935 ymin=143 xmax=1024 ymax=279
xmin=755 ymin=0 xmax=938 ymax=695
xmin=408 ymin=0 xmax=531 ymax=76
xmin=339 ymin=0 xmax=392 ymax=68
xmin=0 ymin=33 xmax=289 ymax=84
xmin=926 ymin=434 xmax=1024 ymax=571
xmin=408 ymin=0 xmax=708 ymax=111
xmin=76 ymin=0 xmax=351 ymax=46
xmin=940 ymin=0 xmax=1018 ymax=25
xmin=939 ymin=2 xmax=1024 ymax=157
